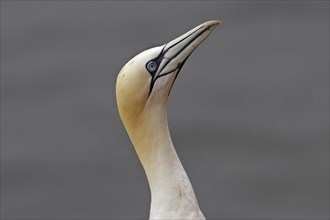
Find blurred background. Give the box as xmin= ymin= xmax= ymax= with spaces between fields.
xmin=1 ymin=1 xmax=329 ymax=219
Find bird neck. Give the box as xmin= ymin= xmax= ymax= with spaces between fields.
xmin=125 ymin=104 xmax=204 ymax=219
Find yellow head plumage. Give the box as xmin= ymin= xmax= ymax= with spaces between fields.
xmin=116 ymin=20 xmax=221 ymax=134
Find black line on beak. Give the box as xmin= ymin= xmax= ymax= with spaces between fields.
xmin=147 ymin=25 xmax=207 ymax=98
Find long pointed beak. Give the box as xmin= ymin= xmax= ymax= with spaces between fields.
xmin=149 ymin=20 xmax=221 ymax=96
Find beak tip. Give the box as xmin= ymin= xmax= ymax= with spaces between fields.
xmin=203 ymin=20 xmax=222 ymax=32
xmin=209 ymin=20 xmax=222 ymax=27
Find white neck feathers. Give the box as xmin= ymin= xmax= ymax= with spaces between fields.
xmin=125 ymin=104 xmax=205 ymax=220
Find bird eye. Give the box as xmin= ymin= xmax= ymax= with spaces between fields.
xmin=146 ymin=61 xmax=157 ymax=73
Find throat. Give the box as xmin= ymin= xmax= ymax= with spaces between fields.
xmin=127 ymin=109 xmax=204 ymax=219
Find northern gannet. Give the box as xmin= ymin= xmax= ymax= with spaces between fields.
xmin=116 ymin=20 xmax=220 ymax=220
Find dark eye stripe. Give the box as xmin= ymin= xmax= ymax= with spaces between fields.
xmin=146 ymin=46 xmax=167 ymax=97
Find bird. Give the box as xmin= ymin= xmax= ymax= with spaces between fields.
xmin=116 ymin=20 xmax=220 ymax=220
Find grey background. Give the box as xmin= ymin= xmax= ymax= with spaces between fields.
xmin=1 ymin=1 xmax=329 ymax=219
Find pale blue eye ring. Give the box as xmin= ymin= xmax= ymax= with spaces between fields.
xmin=146 ymin=61 xmax=157 ymax=72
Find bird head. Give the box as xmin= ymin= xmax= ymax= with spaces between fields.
xmin=116 ymin=20 xmax=220 ymax=130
